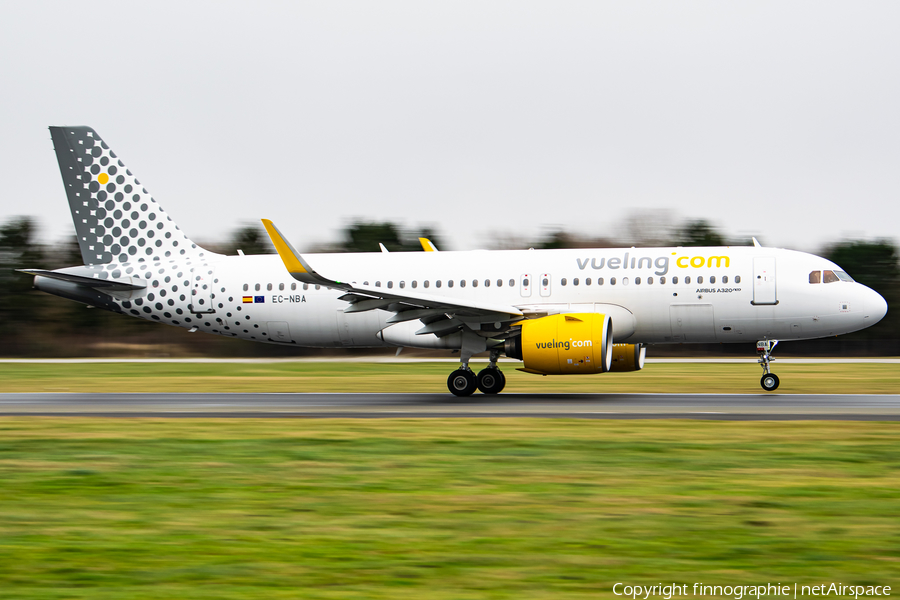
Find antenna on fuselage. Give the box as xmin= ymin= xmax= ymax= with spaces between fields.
xmin=752 ymin=237 xmax=762 ymax=248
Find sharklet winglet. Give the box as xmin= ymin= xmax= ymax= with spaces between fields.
xmin=261 ymin=219 xmax=334 ymax=286
xmin=419 ymin=237 xmax=439 ymax=252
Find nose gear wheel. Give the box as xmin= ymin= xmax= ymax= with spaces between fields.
xmin=760 ymin=373 xmax=780 ymax=391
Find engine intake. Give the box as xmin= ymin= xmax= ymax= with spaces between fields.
xmin=505 ymin=313 xmax=613 ymax=375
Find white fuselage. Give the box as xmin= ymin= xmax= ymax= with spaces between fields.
xmin=43 ymin=245 xmax=887 ymax=350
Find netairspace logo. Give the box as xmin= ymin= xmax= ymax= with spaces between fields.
xmin=612 ymin=583 xmax=891 ymax=600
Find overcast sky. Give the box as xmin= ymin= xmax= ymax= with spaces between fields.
xmin=2 ymin=1 xmax=898 ymax=253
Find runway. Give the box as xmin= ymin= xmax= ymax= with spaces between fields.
xmin=1 ymin=393 xmax=900 ymax=420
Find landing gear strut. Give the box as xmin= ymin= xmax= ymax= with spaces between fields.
xmin=447 ymin=335 xmax=505 ymax=397
xmin=757 ymin=339 xmax=780 ymax=392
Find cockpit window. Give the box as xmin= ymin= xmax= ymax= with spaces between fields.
xmin=834 ymin=270 xmax=854 ymax=282
xmin=823 ymin=270 xmax=840 ymax=284
xmin=809 ymin=271 xmax=821 ymax=284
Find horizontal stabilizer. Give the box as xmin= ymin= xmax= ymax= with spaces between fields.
xmin=17 ymin=269 xmax=147 ymax=291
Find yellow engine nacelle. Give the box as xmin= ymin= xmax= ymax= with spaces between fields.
xmin=608 ymin=344 xmax=646 ymax=372
xmin=505 ymin=313 xmax=613 ymax=375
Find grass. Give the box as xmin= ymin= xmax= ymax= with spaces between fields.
xmin=1 ymin=418 xmax=899 ymax=599
xmin=0 ymin=360 xmax=899 ymax=394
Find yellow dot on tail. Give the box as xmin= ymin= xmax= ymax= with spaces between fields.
xmin=98 ymin=173 xmax=109 ymax=184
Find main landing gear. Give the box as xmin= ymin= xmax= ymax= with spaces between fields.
xmin=757 ymin=339 xmax=780 ymax=392
xmin=447 ymin=348 xmax=506 ymax=397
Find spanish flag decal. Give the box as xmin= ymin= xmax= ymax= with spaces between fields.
xmin=242 ymin=296 xmax=253 ymax=303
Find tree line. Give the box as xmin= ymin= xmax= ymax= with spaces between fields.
xmin=1 ymin=216 xmax=897 ymax=356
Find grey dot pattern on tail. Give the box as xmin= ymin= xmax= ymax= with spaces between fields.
xmin=51 ymin=126 xmax=281 ymax=342
xmin=60 ymin=127 xmax=201 ymax=265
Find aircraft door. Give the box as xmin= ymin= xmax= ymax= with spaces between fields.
xmin=752 ymin=257 xmax=778 ymax=305
xmin=539 ymin=273 xmax=551 ymax=297
xmin=520 ymin=274 xmax=532 ymax=298
xmin=189 ymin=266 xmax=215 ymax=314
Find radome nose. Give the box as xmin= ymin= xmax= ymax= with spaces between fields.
xmin=865 ymin=287 xmax=888 ymax=324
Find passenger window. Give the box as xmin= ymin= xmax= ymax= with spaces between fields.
xmin=375 ymin=281 xmax=381 ymax=287
xmin=824 ymin=270 xmax=839 ymax=284
xmin=448 ymin=280 xmax=454 ymax=288
xmin=424 ymin=281 xmax=429 ymax=288
xmin=709 ymin=276 xmax=715 ymax=284
xmin=436 ymin=281 xmax=442 ymax=288
xmin=497 ymin=279 xmax=503 ymax=287
xmin=635 ymin=277 xmax=641 ymax=285
xmin=243 ymin=283 xmax=248 ymax=291
xmin=279 ymin=283 xmax=285 ymax=291
xmin=255 ymin=283 xmax=261 ymax=291
xmin=648 ymin=277 xmax=653 ymax=285
xmin=722 ymin=276 xmax=727 ymax=284
xmin=508 ymin=279 xmax=515 ymax=287
xmin=485 ymin=279 xmax=490 ymax=287
xmin=561 ymin=278 xmax=567 ymax=286
xmin=412 ymin=281 xmax=417 ymax=288
xmin=598 ymin=278 xmax=604 ymax=285
xmin=685 ymin=276 xmax=691 ymax=284
xmin=672 ymin=276 xmax=678 ymax=284
xmin=697 ymin=276 xmax=703 ymax=284
xmin=460 ymin=280 xmax=466 ymax=288
xmin=292 ymin=283 xmax=297 ymax=291
xmin=387 ymin=281 xmax=393 ymax=289
xmin=610 ymin=277 xmax=617 ymax=286
xmin=809 ymin=271 xmax=821 ymax=284
xmin=399 ymin=281 xmax=405 ymax=289
xmin=303 ymin=283 xmax=309 ymax=290
xmin=586 ymin=278 xmax=591 ymax=286
xmin=735 ymin=275 xmax=741 ymax=283
xmin=523 ymin=278 xmax=529 ymax=287
xmin=315 ymin=285 xmax=320 ymax=290
xmin=574 ymin=278 xmax=579 ymax=286
xmin=472 ymin=280 xmax=478 ymax=288
xmin=660 ymin=277 xmax=666 ymax=284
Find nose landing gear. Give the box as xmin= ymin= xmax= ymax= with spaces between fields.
xmin=757 ymin=339 xmax=780 ymax=391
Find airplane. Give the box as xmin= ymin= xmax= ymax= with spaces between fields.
xmin=20 ymin=126 xmax=888 ymax=396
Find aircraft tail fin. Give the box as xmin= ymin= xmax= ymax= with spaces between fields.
xmin=49 ymin=126 xmax=210 ymax=266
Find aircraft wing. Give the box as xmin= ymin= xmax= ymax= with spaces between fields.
xmin=17 ymin=269 xmax=147 ymax=291
xmin=262 ymin=219 xmax=522 ymax=335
